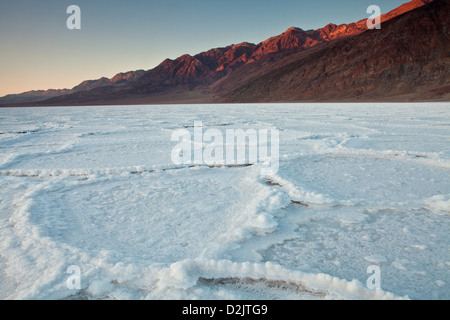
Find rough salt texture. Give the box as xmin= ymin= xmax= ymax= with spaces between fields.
xmin=0 ymin=103 xmax=448 ymax=300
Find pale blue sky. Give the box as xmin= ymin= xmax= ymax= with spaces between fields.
xmin=0 ymin=0 xmax=408 ymax=96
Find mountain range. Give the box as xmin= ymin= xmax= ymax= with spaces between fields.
xmin=1 ymin=0 xmax=448 ymax=106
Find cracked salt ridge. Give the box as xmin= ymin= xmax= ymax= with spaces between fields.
xmin=284 ymin=131 xmax=448 ymax=167
xmin=263 ymin=175 xmax=337 ymax=207
xmin=0 ymin=130 xmax=40 ymax=135
xmin=183 ymin=123 xmax=233 ymax=128
xmin=149 ymin=259 xmax=406 ymax=300
xmin=303 ymin=141 xmax=449 ymax=170
xmin=198 ymin=277 xmax=328 ymax=298
xmin=265 ymin=179 xmax=310 ymax=207
xmin=65 ymin=260 xmax=405 ymax=300
xmin=328 ymin=148 xmax=450 ymax=170
xmin=0 ymin=163 xmax=255 ymax=178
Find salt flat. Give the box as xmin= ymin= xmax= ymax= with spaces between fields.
xmin=0 ymin=103 xmax=449 ymax=299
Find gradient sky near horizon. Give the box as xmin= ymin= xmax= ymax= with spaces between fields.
xmin=0 ymin=0 xmax=409 ymax=97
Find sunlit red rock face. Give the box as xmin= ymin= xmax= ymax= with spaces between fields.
xmin=212 ymin=0 xmax=449 ymax=102
xmin=313 ymin=0 xmax=434 ymax=41
xmin=132 ymin=42 xmax=258 ymax=94
xmin=381 ymin=0 xmax=433 ymax=21
xmin=161 ymin=0 xmax=436 ymax=80
xmin=196 ymin=42 xmax=257 ymax=72
xmin=131 ymin=0 xmax=437 ymax=95
xmin=153 ymin=0 xmax=435 ymax=77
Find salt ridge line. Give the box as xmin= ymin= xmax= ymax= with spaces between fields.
xmin=0 ymin=125 xmax=163 ymax=170
xmin=263 ymin=174 xmax=335 ymax=206
xmin=280 ymin=146 xmax=449 ymax=170
xmin=266 ymin=169 xmax=450 ymax=217
xmin=317 ymin=133 xmax=447 ymax=167
xmin=0 ymin=137 xmax=80 ymax=170
xmin=265 ymin=161 xmax=450 ymax=214
xmin=0 ymin=163 xmax=256 ymax=178
xmin=153 ymin=258 xmax=408 ymax=300
xmin=278 ymin=130 xmax=447 ymax=169
xmin=328 ymin=147 xmax=450 ymax=170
